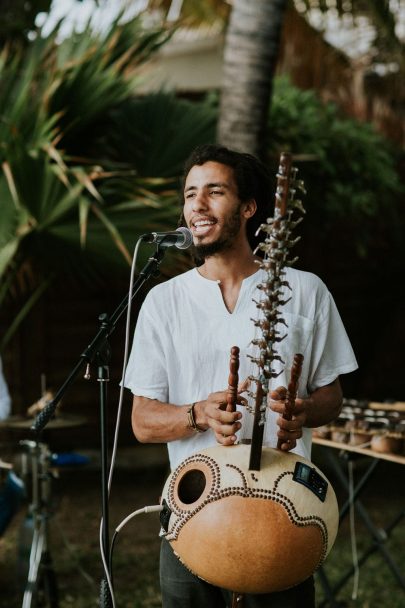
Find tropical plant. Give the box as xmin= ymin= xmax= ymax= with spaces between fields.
xmin=1 ymin=3 xmax=402 ymax=355
xmin=103 ymin=92 xmax=216 ymax=178
xmin=0 ymin=15 xmax=194 ymax=351
xmin=268 ymin=76 xmax=404 ymax=257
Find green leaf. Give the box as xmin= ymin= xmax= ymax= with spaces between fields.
xmin=0 ymin=238 xmax=21 ymax=277
xmin=89 ymin=203 xmax=132 ymax=265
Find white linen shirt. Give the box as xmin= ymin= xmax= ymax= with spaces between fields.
xmin=124 ymin=267 xmax=358 ymax=470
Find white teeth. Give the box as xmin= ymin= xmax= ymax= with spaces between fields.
xmin=194 ymin=219 xmax=215 ymax=227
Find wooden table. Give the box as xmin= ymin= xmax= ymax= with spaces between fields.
xmin=314 ymin=436 xmax=405 ymax=466
xmin=313 ymin=437 xmax=405 ymax=607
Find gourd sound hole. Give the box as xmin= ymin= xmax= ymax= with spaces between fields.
xmin=177 ymin=469 xmax=206 ymax=504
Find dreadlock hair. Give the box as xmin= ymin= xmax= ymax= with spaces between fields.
xmin=178 ymin=144 xmax=274 ymax=260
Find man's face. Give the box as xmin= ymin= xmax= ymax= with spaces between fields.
xmin=183 ymin=161 xmax=247 ymax=258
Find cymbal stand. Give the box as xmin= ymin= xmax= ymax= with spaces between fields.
xmin=20 ymin=439 xmax=58 ymax=608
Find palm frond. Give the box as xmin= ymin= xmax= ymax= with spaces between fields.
xmin=0 ymin=43 xmax=59 ymax=159
xmin=103 ymin=91 xmax=217 ymax=178
xmin=0 ymin=11 xmax=207 ymax=349
xmin=79 ymin=198 xmax=90 ymax=247
xmin=46 ymin=15 xmax=173 ymax=149
xmin=0 ymin=239 xmax=21 ymax=277
xmin=89 ymin=202 xmax=132 ymax=265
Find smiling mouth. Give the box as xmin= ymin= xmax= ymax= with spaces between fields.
xmin=192 ymin=219 xmax=217 ymax=235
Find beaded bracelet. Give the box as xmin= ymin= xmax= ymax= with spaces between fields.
xmin=187 ymin=402 xmax=206 ymax=433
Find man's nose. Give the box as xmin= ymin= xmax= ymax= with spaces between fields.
xmin=192 ymin=190 xmax=208 ymax=212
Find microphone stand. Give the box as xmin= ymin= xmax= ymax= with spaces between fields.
xmin=32 ymin=243 xmax=169 ymax=607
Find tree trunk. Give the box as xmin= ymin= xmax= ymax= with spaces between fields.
xmin=217 ymin=0 xmax=288 ymax=159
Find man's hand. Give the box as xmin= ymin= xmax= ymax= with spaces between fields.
xmin=269 ymin=386 xmax=309 ymax=451
xmin=197 ymin=390 xmax=244 ymax=445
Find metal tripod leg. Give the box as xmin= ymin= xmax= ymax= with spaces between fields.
xmin=20 ymin=440 xmax=58 ymax=608
xmin=23 ymin=520 xmax=46 ymax=608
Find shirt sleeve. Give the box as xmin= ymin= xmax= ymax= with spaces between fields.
xmin=307 ymin=290 xmax=358 ymax=393
xmin=123 ymin=293 xmax=169 ymax=403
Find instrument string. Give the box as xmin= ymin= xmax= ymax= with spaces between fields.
xmin=348 ymin=460 xmax=360 ymax=600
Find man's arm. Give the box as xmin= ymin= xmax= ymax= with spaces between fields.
xmin=270 ymin=378 xmax=343 ymax=451
xmin=299 ymin=378 xmax=343 ymax=428
xmin=132 ymin=393 xmax=242 ymax=444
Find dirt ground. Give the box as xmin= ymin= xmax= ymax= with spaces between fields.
xmin=0 ymin=443 xmax=404 ymax=608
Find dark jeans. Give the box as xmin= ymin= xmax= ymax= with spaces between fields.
xmin=160 ymin=539 xmax=315 ymax=608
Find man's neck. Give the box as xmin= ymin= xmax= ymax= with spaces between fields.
xmin=198 ymin=247 xmax=259 ymax=285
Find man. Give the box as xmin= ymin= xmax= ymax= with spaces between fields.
xmin=124 ymin=144 xmax=358 ymax=607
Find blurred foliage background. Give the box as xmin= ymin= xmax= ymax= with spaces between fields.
xmin=0 ymin=0 xmax=404 ymax=393
xmin=0 ymin=4 xmax=404 ymax=608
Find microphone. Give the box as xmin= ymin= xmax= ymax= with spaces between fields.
xmin=141 ymin=227 xmax=193 ymax=250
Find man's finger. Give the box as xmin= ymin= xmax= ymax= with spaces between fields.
xmin=270 ymin=386 xmax=287 ymax=400
xmin=278 ymin=438 xmax=297 ymax=451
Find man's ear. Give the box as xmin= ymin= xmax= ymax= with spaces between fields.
xmin=242 ymin=198 xmax=257 ymax=219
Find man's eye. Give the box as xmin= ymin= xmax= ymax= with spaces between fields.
xmin=211 ymin=190 xmax=223 ymax=196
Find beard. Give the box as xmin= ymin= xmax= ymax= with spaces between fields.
xmin=192 ymin=205 xmax=242 ymax=260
